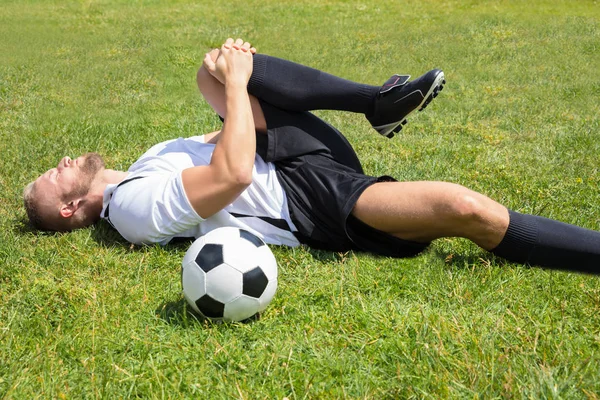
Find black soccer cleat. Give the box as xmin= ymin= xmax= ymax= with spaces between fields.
xmin=367 ymin=69 xmax=445 ymax=138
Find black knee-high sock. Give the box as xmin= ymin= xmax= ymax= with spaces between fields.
xmin=248 ymin=54 xmax=379 ymax=114
xmin=491 ymin=210 xmax=600 ymax=274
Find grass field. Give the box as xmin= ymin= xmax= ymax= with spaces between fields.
xmin=1 ymin=0 xmax=600 ymax=398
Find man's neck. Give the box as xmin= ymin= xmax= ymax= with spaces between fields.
xmin=89 ymin=169 xmax=129 ymax=201
xmin=102 ymin=169 xmax=129 ymax=185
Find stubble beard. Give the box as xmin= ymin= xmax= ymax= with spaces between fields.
xmin=63 ymin=152 xmax=106 ymax=200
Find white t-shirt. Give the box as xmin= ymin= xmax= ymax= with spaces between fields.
xmin=100 ymin=135 xmax=300 ymax=247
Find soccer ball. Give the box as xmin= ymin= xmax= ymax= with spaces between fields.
xmin=181 ymin=227 xmax=278 ymax=322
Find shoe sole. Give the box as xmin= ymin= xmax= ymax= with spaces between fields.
xmin=374 ymin=71 xmax=446 ymax=138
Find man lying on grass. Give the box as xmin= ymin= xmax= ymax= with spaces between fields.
xmin=24 ymin=38 xmax=600 ymax=273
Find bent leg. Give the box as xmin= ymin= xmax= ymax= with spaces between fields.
xmin=352 ymin=181 xmax=509 ymax=250
xmin=198 ymin=59 xmax=364 ymax=171
xmin=200 ymin=48 xmax=447 ymax=139
xmin=198 ymin=50 xmax=377 ymax=120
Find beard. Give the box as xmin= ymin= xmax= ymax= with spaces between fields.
xmin=80 ymin=152 xmax=105 ymax=177
xmin=62 ymin=152 xmax=105 ymax=200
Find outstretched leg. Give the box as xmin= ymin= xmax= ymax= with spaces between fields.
xmin=353 ymin=181 xmax=600 ymax=273
xmin=353 ymin=181 xmax=510 ymax=249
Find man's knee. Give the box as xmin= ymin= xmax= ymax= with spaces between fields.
xmin=197 ymin=48 xmax=221 ymax=91
xmin=196 ymin=66 xmax=211 ymax=92
xmin=446 ymin=186 xmax=487 ymax=224
xmin=440 ymin=184 xmax=509 ymax=248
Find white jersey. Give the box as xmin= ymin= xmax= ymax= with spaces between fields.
xmin=100 ymin=135 xmax=300 ymax=247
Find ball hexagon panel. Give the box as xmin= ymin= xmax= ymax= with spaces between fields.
xmin=181 ymin=236 xmax=207 ymax=267
xmin=195 ymin=243 xmax=224 ymax=273
xmin=181 ymin=263 xmax=207 ymax=303
xmin=222 ymin=238 xmax=262 ymax=274
xmin=242 ymin=267 xmax=269 ymax=298
xmin=224 ymin=296 xmax=261 ymax=321
xmin=205 ymin=264 xmax=243 ymax=303
xmin=203 ymin=226 xmax=242 ymax=245
xmin=195 ymin=295 xmax=225 ymax=319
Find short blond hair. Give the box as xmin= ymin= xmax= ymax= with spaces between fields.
xmin=23 ymin=181 xmax=47 ymax=230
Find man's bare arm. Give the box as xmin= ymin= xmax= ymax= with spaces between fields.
xmin=203 ymin=130 xmax=221 ymax=144
xmin=181 ymin=38 xmax=256 ymax=219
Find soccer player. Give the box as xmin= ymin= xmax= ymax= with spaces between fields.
xmin=23 ymin=38 xmax=600 ymax=273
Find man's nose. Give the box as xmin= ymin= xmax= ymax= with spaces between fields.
xmin=57 ymin=156 xmax=70 ymax=171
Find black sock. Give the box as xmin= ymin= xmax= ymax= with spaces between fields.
xmin=248 ymin=54 xmax=379 ymax=114
xmin=491 ymin=210 xmax=600 ymax=274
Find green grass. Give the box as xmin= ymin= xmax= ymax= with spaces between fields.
xmin=1 ymin=0 xmax=600 ymax=398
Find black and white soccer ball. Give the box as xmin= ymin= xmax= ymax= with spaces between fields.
xmin=181 ymin=227 xmax=278 ymax=322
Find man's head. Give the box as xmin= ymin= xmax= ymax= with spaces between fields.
xmin=24 ymin=153 xmax=106 ymax=231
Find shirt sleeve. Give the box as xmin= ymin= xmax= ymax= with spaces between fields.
xmin=108 ymin=171 xmax=204 ymax=245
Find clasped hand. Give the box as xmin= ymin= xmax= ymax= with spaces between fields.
xmin=203 ymin=38 xmax=256 ymax=86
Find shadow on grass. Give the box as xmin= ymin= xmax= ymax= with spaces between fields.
xmin=13 ymin=216 xmax=136 ymax=246
xmin=156 ymin=298 xmax=207 ymax=328
xmin=89 ymin=221 xmax=135 ymax=247
xmin=12 ymin=216 xmax=65 ymax=237
xmin=431 ymin=247 xmax=503 ymax=269
xmin=306 ymin=248 xmax=353 ymax=263
xmin=87 ymin=220 xmax=350 ymax=265
xmin=89 ymin=220 xmax=198 ymax=251
xmin=156 ymin=298 xmax=261 ymax=328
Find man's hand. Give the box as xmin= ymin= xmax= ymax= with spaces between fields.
xmin=203 ymin=38 xmax=256 ymax=85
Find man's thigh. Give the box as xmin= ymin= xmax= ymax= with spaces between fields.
xmin=257 ymin=99 xmax=363 ymax=173
xmin=352 ymin=180 xmax=509 ymax=247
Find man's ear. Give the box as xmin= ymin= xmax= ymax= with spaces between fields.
xmin=59 ymin=199 xmax=82 ymax=218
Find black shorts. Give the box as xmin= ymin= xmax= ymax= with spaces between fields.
xmin=254 ymin=100 xmax=429 ymax=258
